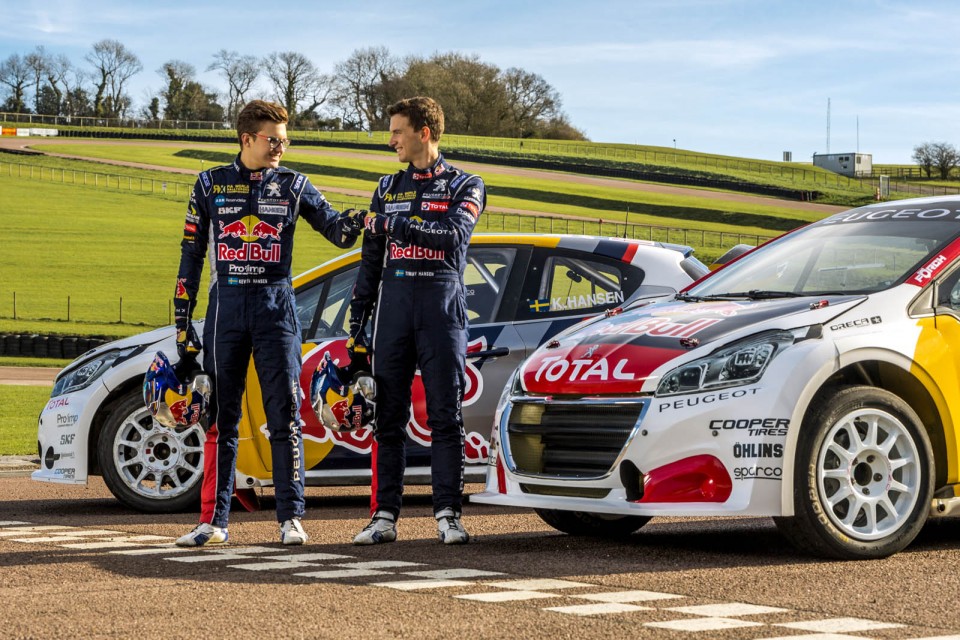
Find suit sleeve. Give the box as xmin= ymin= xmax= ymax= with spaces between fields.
xmin=297 ymin=175 xmax=355 ymax=249
xmin=388 ymin=174 xmax=485 ymax=252
xmin=174 ymin=174 xmax=211 ymax=325
xmin=348 ymin=176 xmax=391 ymax=330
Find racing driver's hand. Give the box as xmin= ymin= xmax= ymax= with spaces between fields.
xmin=345 ymin=322 xmax=371 ymax=373
xmin=337 ymin=208 xmax=366 ymax=246
xmin=363 ymin=212 xmax=394 ymax=237
xmin=176 ymin=322 xmax=201 ymax=364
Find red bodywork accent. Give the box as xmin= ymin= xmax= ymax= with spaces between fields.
xmin=621 ymin=242 xmax=639 ymax=263
xmin=496 ymin=454 xmax=506 ymax=494
xmin=637 ymin=454 xmax=732 ymax=503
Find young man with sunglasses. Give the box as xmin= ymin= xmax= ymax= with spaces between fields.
xmin=173 ymin=100 xmax=361 ymax=547
xmin=348 ymin=96 xmax=487 ymax=545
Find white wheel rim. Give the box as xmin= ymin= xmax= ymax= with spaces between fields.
xmin=112 ymin=405 xmax=204 ymax=500
xmin=816 ymin=408 xmax=921 ymax=541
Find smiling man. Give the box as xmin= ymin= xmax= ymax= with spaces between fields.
xmin=348 ymin=96 xmax=487 ymax=545
xmin=172 ymin=100 xmax=361 ymax=547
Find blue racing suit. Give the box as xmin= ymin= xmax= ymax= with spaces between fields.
xmin=349 ymin=155 xmax=486 ymax=517
xmin=175 ymin=154 xmax=356 ymax=527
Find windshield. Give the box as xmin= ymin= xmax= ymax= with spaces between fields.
xmin=691 ymin=219 xmax=959 ymax=298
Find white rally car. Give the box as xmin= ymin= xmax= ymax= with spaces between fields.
xmin=474 ymin=196 xmax=960 ymax=559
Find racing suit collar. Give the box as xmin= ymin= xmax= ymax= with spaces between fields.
xmin=408 ymin=154 xmax=449 ymax=182
xmin=233 ymin=154 xmax=274 ymax=182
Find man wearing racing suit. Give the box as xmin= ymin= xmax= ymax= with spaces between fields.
xmin=348 ymin=97 xmax=486 ymax=545
xmin=173 ymin=100 xmax=360 ymax=547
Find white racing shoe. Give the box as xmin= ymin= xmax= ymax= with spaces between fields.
xmin=176 ymin=523 xmax=228 ymax=548
xmin=280 ymin=518 xmax=308 ymax=545
xmin=435 ymin=508 xmax=469 ymax=545
xmin=353 ymin=510 xmax=397 ymax=545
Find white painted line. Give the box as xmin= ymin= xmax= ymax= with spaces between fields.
xmin=776 ymin=618 xmax=905 ymax=633
xmin=229 ymin=561 xmax=322 ymax=571
xmin=268 ymin=553 xmax=354 ymax=562
xmin=209 ymin=546 xmax=280 ymax=554
xmin=29 ymin=529 xmax=124 ymax=537
xmin=117 ymin=535 xmax=173 ymax=542
xmin=403 ymin=568 xmax=505 ymax=579
xmin=0 ymin=521 xmax=31 ymax=526
xmin=545 ymin=602 xmax=652 ymax=616
xmin=11 ymin=536 xmax=86 ymax=543
xmin=575 ymin=590 xmax=684 ymax=603
xmin=111 ymin=546 xmax=194 ymax=555
xmin=456 ymin=590 xmax=557 ymax=602
xmin=901 ymin=636 xmax=960 ymax=640
xmin=373 ymin=579 xmax=476 ymax=591
xmin=332 ymin=560 xmax=424 ymax=570
xmin=757 ymin=634 xmax=875 ymax=640
xmin=668 ymin=603 xmax=790 ymax=617
xmin=59 ymin=541 xmax=150 ymax=550
xmin=169 ymin=553 xmax=256 ymax=563
xmin=645 ymin=617 xmax=765 ymax=632
xmin=483 ymin=578 xmax=593 ymax=591
xmin=0 ymin=526 xmax=77 ymax=536
xmin=294 ymin=568 xmax=391 ymax=579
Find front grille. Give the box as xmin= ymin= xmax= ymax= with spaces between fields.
xmin=505 ymin=399 xmax=646 ymax=479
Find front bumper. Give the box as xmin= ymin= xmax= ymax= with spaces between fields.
xmin=32 ymin=381 xmax=109 ymax=485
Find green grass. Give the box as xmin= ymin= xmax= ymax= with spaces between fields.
xmin=0 ymin=356 xmax=71 ymax=367
xmin=0 ymin=385 xmax=50 ymax=455
xmin=0 ymin=175 xmax=354 ymax=334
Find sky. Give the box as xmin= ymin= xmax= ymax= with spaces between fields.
xmin=1 ymin=0 xmax=958 ymax=164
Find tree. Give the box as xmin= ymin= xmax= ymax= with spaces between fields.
xmin=330 ymin=47 xmax=400 ymax=131
xmin=86 ymin=39 xmax=142 ymax=118
xmin=399 ymin=53 xmax=509 ymax=136
xmin=158 ymin=60 xmax=223 ymax=123
xmin=912 ymin=142 xmax=935 ymax=178
xmin=41 ymin=53 xmax=73 ymax=116
xmin=263 ymin=51 xmax=328 ymax=122
xmin=208 ymin=50 xmax=259 ymax=122
xmin=912 ymin=141 xmax=959 ymax=179
xmin=24 ymin=46 xmax=49 ymax=114
xmin=503 ymin=68 xmax=560 ymax=138
xmin=0 ymin=53 xmax=31 ymax=113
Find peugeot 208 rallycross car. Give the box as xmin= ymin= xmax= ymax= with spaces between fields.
xmin=475 ymin=196 xmax=960 ymax=559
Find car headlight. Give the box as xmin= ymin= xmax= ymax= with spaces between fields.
xmin=51 ymin=347 xmax=141 ymax=398
xmin=656 ymin=330 xmax=798 ymax=397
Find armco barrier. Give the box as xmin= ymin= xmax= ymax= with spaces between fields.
xmin=0 ymin=333 xmax=111 ymax=360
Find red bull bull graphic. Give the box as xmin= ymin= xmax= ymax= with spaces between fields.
xmin=175 ymin=278 xmax=189 ymax=300
xmin=251 ymin=220 xmax=283 ymax=240
xmin=219 ymin=219 xmax=248 ymax=239
xmin=296 ymin=337 xmax=488 ymax=462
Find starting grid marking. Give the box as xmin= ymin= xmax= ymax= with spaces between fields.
xmin=1 ymin=521 xmax=958 ymax=640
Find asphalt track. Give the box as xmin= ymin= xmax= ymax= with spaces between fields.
xmin=1 ymin=474 xmax=960 ymax=640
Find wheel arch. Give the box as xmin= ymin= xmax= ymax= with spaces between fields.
xmin=781 ymin=349 xmax=949 ymax=515
xmin=87 ymin=374 xmax=145 ymax=476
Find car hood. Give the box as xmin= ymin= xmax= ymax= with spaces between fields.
xmin=520 ymin=295 xmax=864 ymax=395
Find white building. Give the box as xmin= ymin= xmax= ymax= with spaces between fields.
xmin=813 ymin=152 xmax=872 ymax=177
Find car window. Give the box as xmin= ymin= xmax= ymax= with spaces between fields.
xmin=297 ymin=266 xmax=359 ymax=341
xmin=516 ymin=250 xmax=641 ymax=321
xmin=464 ymin=247 xmax=516 ymax=324
xmin=936 ymin=265 xmax=960 ymax=311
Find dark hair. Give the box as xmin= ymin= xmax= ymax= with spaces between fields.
xmin=387 ymin=96 xmax=444 ymax=142
xmin=236 ymin=100 xmax=288 ymax=148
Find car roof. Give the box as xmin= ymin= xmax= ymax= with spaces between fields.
xmin=293 ymin=233 xmax=696 ymax=287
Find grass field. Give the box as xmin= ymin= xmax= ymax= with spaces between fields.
xmin=0 ymin=385 xmax=49 ymax=455
xmin=0 ymin=137 xmax=866 ymax=338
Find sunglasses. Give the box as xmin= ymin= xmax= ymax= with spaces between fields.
xmin=249 ymin=132 xmax=291 ymax=150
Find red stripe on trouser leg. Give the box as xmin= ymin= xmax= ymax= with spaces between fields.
xmin=199 ymin=422 xmax=219 ymax=524
xmin=370 ymin=440 xmax=378 ymax=516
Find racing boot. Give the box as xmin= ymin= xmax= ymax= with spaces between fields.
xmin=352 ymin=510 xmax=397 ymax=545
xmin=280 ymin=518 xmax=308 ymax=545
xmin=176 ymin=522 xmax=228 ymax=547
xmin=436 ymin=508 xmax=469 ymax=545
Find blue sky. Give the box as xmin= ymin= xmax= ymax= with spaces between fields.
xmin=1 ymin=0 xmax=958 ymax=163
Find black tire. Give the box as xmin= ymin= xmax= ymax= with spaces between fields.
xmin=97 ymin=389 xmax=204 ymax=513
xmin=535 ymin=508 xmax=650 ymax=537
xmin=774 ymin=385 xmax=933 ymax=559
